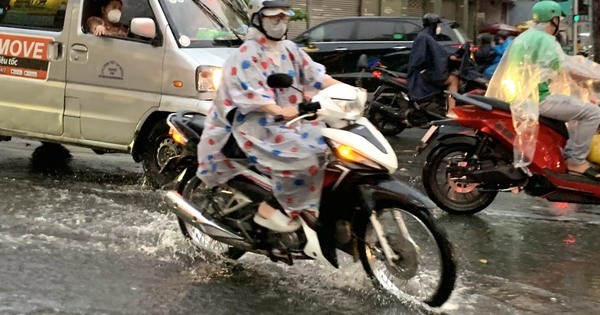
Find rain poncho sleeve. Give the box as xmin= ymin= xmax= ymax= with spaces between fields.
xmin=486 ymin=26 xmax=600 ymax=167
xmin=226 ymin=40 xmax=328 ymax=115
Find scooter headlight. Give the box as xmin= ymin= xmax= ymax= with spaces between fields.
xmin=331 ymin=141 xmax=384 ymax=170
xmin=196 ymin=66 xmax=223 ymax=92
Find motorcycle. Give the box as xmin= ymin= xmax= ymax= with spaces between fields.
xmin=364 ymin=43 xmax=489 ymax=136
xmin=419 ymin=91 xmax=600 ymax=215
xmin=161 ymin=74 xmax=456 ymax=306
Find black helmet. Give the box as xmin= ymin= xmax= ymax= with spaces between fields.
xmin=496 ymin=30 xmax=510 ymax=40
xmin=423 ymin=13 xmax=442 ymax=27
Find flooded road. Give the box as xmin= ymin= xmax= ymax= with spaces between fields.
xmin=0 ymin=133 xmax=599 ymax=314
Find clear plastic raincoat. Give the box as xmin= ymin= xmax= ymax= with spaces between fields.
xmin=485 ymin=24 xmax=600 ymax=167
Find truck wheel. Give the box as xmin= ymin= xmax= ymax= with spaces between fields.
xmin=142 ymin=121 xmax=182 ymax=188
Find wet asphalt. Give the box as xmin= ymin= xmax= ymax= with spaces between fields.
xmin=0 ymin=129 xmax=599 ymax=315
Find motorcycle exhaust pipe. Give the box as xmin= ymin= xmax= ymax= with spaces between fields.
xmin=164 ymin=191 xmax=248 ymax=244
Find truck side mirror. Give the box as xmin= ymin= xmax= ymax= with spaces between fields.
xmin=130 ymin=18 xmax=156 ymax=39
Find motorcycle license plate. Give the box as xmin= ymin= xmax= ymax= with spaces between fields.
xmin=420 ymin=125 xmax=439 ymax=144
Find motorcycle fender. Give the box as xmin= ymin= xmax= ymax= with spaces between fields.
xmin=417 ymin=127 xmax=478 ymax=155
xmin=435 ymin=134 xmax=479 ymax=148
xmin=357 ymin=179 xmax=436 ymax=213
xmin=302 ymin=220 xmax=329 ymax=264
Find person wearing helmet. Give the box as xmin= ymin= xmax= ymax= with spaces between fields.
xmin=482 ymin=30 xmax=513 ymax=79
xmin=196 ymin=0 xmax=343 ymax=232
xmin=407 ymin=13 xmax=460 ymax=118
xmin=474 ymin=33 xmax=495 ymax=74
xmin=486 ymin=0 xmax=600 ymax=180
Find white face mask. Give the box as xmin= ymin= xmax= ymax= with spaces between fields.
xmin=107 ymin=9 xmax=122 ymax=23
xmin=262 ymin=18 xmax=288 ymax=40
xmin=436 ymin=26 xmax=442 ymax=35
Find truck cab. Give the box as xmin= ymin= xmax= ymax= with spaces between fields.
xmin=0 ymin=0 xmax=247 ymax=185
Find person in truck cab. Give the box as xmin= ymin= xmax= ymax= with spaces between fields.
xmin=87 ymin=0 xmax=127 ymax=37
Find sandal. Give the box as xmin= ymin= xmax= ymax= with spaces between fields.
xmin=253 ymin=211 xmax=301 ymax=232
xmin=568 ymin=167 xmax=600 ymax=182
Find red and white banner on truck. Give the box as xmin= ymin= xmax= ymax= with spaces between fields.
xmin=0 ymin=33 xmax=53 ymax=81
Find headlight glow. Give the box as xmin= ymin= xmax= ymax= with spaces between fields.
xmin=333 ymin=142 xmax=384 ymax=170
xmin=169 ymin=127 xmax=187 ymax=145
xmin=196 ymin=66 xmax=222 ymax=92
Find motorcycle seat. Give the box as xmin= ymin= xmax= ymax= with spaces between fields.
xmin=468 ymin=95 xmax=569 ymax=140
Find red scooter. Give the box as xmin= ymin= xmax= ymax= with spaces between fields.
xmin=419 ymin=92 xmax=600 ymax=215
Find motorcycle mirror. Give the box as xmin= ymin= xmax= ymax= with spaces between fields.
xmin=267 ymin=73 xmax=294 ymax=88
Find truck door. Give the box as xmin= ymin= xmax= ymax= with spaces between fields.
xmin=65 ymin=0 xmax=164 ymax=145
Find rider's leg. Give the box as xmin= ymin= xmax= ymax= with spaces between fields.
xmin=254 ymin=166 xmax=324 ymax=232
xmin=445 ymin=74 xmax=459 ymax=118
xmin=539 ymin=94 xmax=600 ymax=174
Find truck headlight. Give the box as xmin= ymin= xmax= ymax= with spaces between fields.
xmin=196 ymin=66 xmax=223 ymax=92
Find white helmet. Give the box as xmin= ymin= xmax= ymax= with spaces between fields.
xmin=247 ymin=0 xmax=293 ymax=21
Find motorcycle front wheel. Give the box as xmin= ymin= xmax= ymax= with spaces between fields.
xmin=178 ymin=176 xmax=246 ymax=260
xmin=422 ymin=143 xmax=498 ymax=215
xmin=357 ymin=207 xmax=456 ymax=307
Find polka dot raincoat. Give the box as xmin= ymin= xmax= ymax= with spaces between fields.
xmin=196 ymin=28 xmax=332 ymax=213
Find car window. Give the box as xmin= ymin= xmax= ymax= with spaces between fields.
xmin=355 ymin=21 xmax=396 ymax=41
xmin=82 ymin=0 xmax=156 ymax=42
xmin=437 ymin=24 xmax=460 ymax=42
xmin=397 ymin=21 xmax=421 ymax=41
xmin=308 ymin=21 xmax=355 ymax=42
xmin=0 ymin=0 xmax=67 ymax=30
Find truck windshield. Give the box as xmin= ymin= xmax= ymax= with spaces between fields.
xmin=160 ymin=0 xmax=248 ymax=48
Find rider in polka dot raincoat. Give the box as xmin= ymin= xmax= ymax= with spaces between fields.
xmin=196 ymin=1 xmax=342 ymax=231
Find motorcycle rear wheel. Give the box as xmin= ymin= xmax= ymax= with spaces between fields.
xmin=357 ymin=207 xmax=456 ymax=307
xmin=367 ymin=96 xmax=407 ymax=136
xmin=422 ymin=143 xmax=498 ymax=215
xmin=178 ymin=176 xmax=246 ymax=260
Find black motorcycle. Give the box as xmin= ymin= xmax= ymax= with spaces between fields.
xmin=161 ymin=74 xmax=456 ymax=306
xmin=364 ymin=43 xmax=489 ymax=136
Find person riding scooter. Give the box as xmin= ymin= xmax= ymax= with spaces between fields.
xmin=407 ymin=13 xmax=460 ymax=118
xmin=482 ymin=30 xmax=512 ymax=79
xmin=195 ymin=0 xmax=342 ymax=232
xmin=486 ymin=0 xmax=600 ymax=181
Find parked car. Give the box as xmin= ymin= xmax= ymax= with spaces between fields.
xmin=0 ymin=0 xmax=247 ymax=186
xmin=293 ymin=16 xmax=468 ymax=91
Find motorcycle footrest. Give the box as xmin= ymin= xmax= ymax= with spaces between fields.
xmin=268 ymin=250 xmax=294 ymax=266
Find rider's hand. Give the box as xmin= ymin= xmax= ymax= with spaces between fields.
xmin=93 ymin=25 xmax=107 ymax=36
xmin=279 ymin=106 xmax=299 ymax=121
xmin=449 ymin=55 xmax=460 ymax=61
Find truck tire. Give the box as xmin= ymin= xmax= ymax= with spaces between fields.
xmin=142 ymin=121 xmax=181 ymax=188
